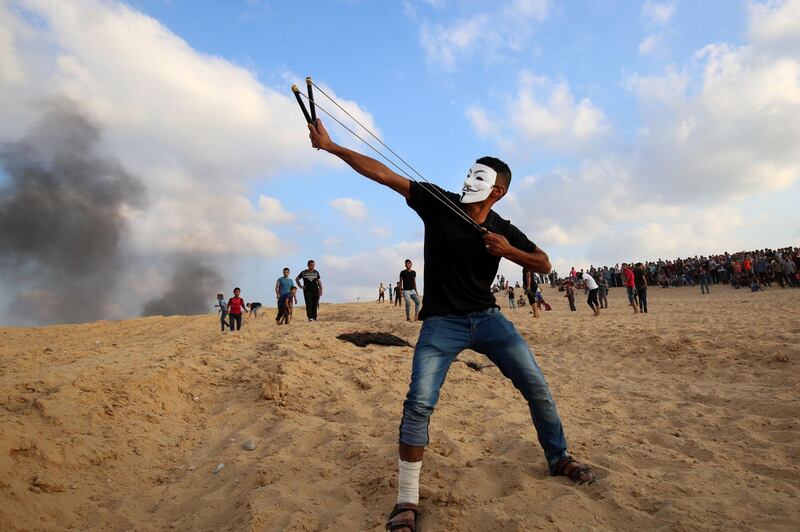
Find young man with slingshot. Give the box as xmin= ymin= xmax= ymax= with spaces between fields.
xmin=299 ymin=83 xmax=595 ymax=532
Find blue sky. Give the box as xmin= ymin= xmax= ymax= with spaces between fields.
xmin=1 ymin=0 xmax=798 ymax=321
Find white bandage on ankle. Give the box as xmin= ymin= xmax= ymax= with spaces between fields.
xmin=397 ymin=459 xmax=422 ymax=505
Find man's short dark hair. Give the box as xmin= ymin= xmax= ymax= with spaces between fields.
xmin=308 ymin=259 xmax=315 ymax=265
xmin=476 ymin=156 xmax=511 ymax=191
xmin=283 ymin=267 xmax=290 ymax=271
xmin=405 ymin=259 xmax=412 ymax=263
xmin=234 ymin=287 xmax=241 ymax=291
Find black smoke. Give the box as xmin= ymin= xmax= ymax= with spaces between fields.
xmin=0 ymin=99 xmax=146 ymax=324
xmin=141 ymin=260 xmax=223 ymax=316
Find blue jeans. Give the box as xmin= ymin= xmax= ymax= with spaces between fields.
xmin=399 ymin=307 xmax=569 ymax=472
xmin=403 ymin=289 xmax=421 ymax=320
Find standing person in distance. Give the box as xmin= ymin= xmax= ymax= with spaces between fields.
xmin=296 ymin=260 xmax=323 ymax=321
xmin=275 ymin=267 xmax=296 ymax=304
xmin=307 ymin=118 xmax=595 ymax=532
xmin=634 ymin=262 xmax=648 ymax=313
xmin=214 ymin=293 xmax=228 ymax=332
xmin=622 ymin=263 xmax=640 ymax=313
xmin=523 ymin=266 xmax=539 ymax=318
xmin=400 ymin=259 xmax=421 ymax=322
xmin=226 ymin=287 xmax=246 ymax=331
xmin=577 ymin=272 xmax=600 ymax=316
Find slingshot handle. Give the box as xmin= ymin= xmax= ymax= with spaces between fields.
xmin=291 ymin=84 xmax=313 ymax=125
xmin=306 ymin=77 xmax=317 ymax=125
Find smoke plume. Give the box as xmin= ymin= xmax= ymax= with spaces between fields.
xmin=0 ymin=99 xmax=145 ymax=324
xmin=141 ymin=260 xmax=223 ymax=316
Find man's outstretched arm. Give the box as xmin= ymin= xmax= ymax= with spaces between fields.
xmin=309 ymin=119 xmax=411 ymax=199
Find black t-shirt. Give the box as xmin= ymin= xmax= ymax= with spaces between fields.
xmin=407 ymin=182 xmax=537 ymax=319
xmin=634 ymin=268 xmax=646 ymax=288
xmin=298 ymin=269 xmax=321 ymax=292
xmin=399 ymin=269 xmax=416 ymax=290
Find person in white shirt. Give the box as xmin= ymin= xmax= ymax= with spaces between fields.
xmin=577 ymin=272 xmax=600 ymax=316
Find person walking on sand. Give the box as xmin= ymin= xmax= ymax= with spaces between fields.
xmin=394 ymin=281 xmax=402 ymax=307
xmin=634 ymin=262 xmax=648 ymax=314
xmin=378 ymin=283 xmax=386 ymax=302
xmin=214 ymin=293 xmax=228 ymax=332
xmin=698 ymin=262 xmax=710 ymax=295
xmin=308 ymin=118 xmax=595 ymax=531
xmin=296 ymin=260 xmax=323 ymax=321
xmin=597 ymin=275 xmax=609 ymax=309
xmin=400 ymin=259 xmax=421 ymax=321
xmin=577 ymin=272 xmax=600 ymax=316
xmin=564 ymin=280 xmax=577 ymax=311
xmin=507 ymin=285 xmax=516 ymax=309
xmin=523 ymin=266 xmax=539 ymax=318
xmin=226 ymin=287 xmax=246 ymax=331
xmin=622 ymin=263 xmax=640 ymax=313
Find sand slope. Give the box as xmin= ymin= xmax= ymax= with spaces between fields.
xmin=1 ymin=287 xmax=799 ymax=531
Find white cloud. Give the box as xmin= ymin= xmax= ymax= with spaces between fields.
xmin=257 ymin=195 xmax=296 ymax=224
xmin=467 ymin=70 xmax=609 ymax=156
xmin=419 ymin=0 xmax=551 ymax=71
xmin=627 ymin=37 xmax=800 ymax=202
xmin=322 ymin=240 xmax=424 ymax=301
xmin=748 ymin=0 xmax=800 ymax=51
xmin=642 ymin=1 xmax=676 ymax=25
xmin=638 ymin=33 xmax=663 ymax=55
xmin=323 ymin=236 xmax=345 ymax=248
xmin=371 ymin=226 xmax=392 ymax=238
xmin=330 ymin=197 xmax=368 ymax=220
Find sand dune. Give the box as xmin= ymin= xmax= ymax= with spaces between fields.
xmin=1 ymin=287 xmax=799 ymax=531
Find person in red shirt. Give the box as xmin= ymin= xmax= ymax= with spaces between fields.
xmin=622 ymin=263 xmax=640 ymax=313
xmin=742 ymin=256 xmax=753 ymax=282
xmin=226 ymin=287 xmax=246 ymax=331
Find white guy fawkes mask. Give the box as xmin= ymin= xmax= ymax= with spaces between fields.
xmin=460 ymin=163 xmax=498 ymax=204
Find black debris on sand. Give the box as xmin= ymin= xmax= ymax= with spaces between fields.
xmin=462 ymin=360 xmax=494 ymax=372
xmin=337 ymin=332 xmax=412 ymax=348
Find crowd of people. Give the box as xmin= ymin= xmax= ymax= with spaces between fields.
xmin=474 ymin=246 xmax=800 ymax=319
xmin=566 ymin=247 xmax=799 ymax=293
xmin=212 ymin=247 xmax=798 ymax=332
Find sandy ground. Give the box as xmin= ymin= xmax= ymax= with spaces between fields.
xmin=1 ymin=286 xmax=799 ymax=531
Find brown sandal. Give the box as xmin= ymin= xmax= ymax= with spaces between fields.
xmin=553 ymin=456 xmax=596 ymax=484
xmin=385 ymin=503 xmax=419 ymax=531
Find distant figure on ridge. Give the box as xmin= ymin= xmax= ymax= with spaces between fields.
xmin=296 ymin=260 xmax=323 ymax=322
xmin=399 ymin=259 xmax=421 ymax=321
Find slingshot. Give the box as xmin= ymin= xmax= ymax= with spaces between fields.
xmin=291 ymin=78 xmax=484 ymax=233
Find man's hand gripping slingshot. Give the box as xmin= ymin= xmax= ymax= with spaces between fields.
xmin=291 ymin=78 xmax=596 ymax=532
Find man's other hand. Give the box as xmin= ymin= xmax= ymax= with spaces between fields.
xmin=483 ymin=232 xmax=513 ymax=257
